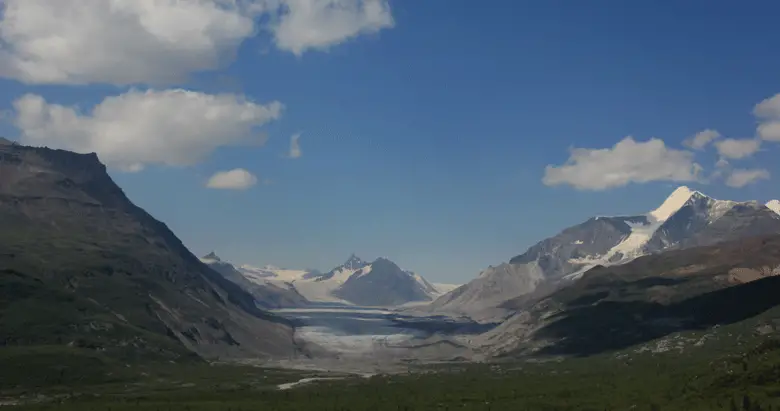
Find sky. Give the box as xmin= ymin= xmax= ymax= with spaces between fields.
xmin=1 ymin=0 xmax=780 ymax=284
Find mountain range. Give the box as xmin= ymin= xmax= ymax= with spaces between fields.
xmin=430 ymin=186 xmax=780 ymax=319
xmin=202 ymin=253 xmax=457 ymax=307
xmin=5 ymin=138 xmax=780 ymax=367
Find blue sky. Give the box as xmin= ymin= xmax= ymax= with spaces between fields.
xmin=2 ymin=0 xmax=780 ymax=283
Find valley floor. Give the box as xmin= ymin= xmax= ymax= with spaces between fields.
xmin=6 ymin=334 xmax=780 ymax=411
xmin=8 ymin=303 xmax=780 ymax=410
xmin=269 ymin=305 xmax=490 ymax=372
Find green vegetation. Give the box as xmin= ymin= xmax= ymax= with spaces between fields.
xmin=0 ymin=269 xmax=198 ymax=363
xmin=6 ymin=322 xmax=780 ymax=410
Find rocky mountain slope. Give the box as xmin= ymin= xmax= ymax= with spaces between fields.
xmin=200 ymin=252 xmax=309 ymax=309
xmin=0 ymin=141 xmax=303 ymax=361
xmin=216 ymin=254 xmax=451 ymax=307
xmin=476 ymin=234 xmax=780 ymax=357
xmin=431 ymin=186 xmax=780 ymax=318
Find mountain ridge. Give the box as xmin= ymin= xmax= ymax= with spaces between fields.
xmin=0 ymin=142 xmax=303 ymax=361
xmin=479 ymin=233 xmax=780 ymax=357
xmin=206 ymin=253 xmax=454 ymax=307
xmin=429 ymin=186 xmax=780 ymax=318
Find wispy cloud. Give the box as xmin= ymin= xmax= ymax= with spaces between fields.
xmin=288 ymin=133 xmax=302 ymax=159
xmin=725 ymin=168 xmax=770 ymax=188
xmin=683 ymin=129 xmax=721 ymax=150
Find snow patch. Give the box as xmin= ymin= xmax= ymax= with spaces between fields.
xmin=258 ymin=263 xmax=368 ymax=304
xmin=768 ymin=199 xmax=780 ymax=215
xmin=432 ymin=283 xmax=461 ymax=294
xmin=565 ymin=218 xmax=661 ymax=280
xmin=238 ymin=264 xmax=310 ymax=283
xmin=649 ymin=186 xmax=699 ymax=222
xmin=708 ymin=199 xmax=738 ymax=222
xmin=352 ymin=265 xmax=373 ymax=279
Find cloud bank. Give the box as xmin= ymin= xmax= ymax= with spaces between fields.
xmin=13 ymin=89 xmax=282 ymax=171
xmin=0 ymin=0 xmax=394 ymax=85
xmin=542 ymin=137 xmax=702 ymax=191
xmin=545 ymin=91 xmax=780 ymax=191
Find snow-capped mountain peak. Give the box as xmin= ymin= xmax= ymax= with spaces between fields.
xmin=649 ymin=186 xmax=707 ymax=222
xmin=768 ymin=199 xmax=780 ymax=215
xmin=432 ymin=186 xmax=780 ymax=316
xmin=198 ymin=250 xmax=447 ymax=307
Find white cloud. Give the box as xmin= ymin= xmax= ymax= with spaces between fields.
xmin=12 ymin=89 xmax=283 ymax=171
xmin=271 ymin=0 xmax=394 ymax=56
xmin=206 ymin=168 xmax=258 ymax=190
xmin=754 ymin=93 xmax=780 ymax=142
xmin=288 ymin=133 xmax=302 ymax=158
xmin=0 ymin=0 xmax=257 ymax=85
xmin=714 ymin=138 xmax=761 ymax=159
xmin=754 ymin=93 xmax=780 ymax=118
xmin=543 ymin=137 xmax=702 ymax=191
xmin=757 ymin=121 xmax=780 ymax=141
xmin=725 ymin=168 xmax=770 ymax=188
xmin=683 ymin=129 xmax=720 ymax=150
xmin=0 ymin=0 xmax=394 ymax=85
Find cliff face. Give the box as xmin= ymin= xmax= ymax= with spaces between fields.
xmin=0 ymin=142 xmax=299 ymax=361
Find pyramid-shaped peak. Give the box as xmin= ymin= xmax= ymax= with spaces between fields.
xmin=649 ymin=186 xmax=710 ymax=222
xmin=767 ymin=199 xmax=780 ymax=215
xmin=202 ymin=251 xmax=221 ymax=262
xmin=373 ymin=256 xmax=395 ymax=264
xmin=343 ymin=253 xmax=366 ymax=269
